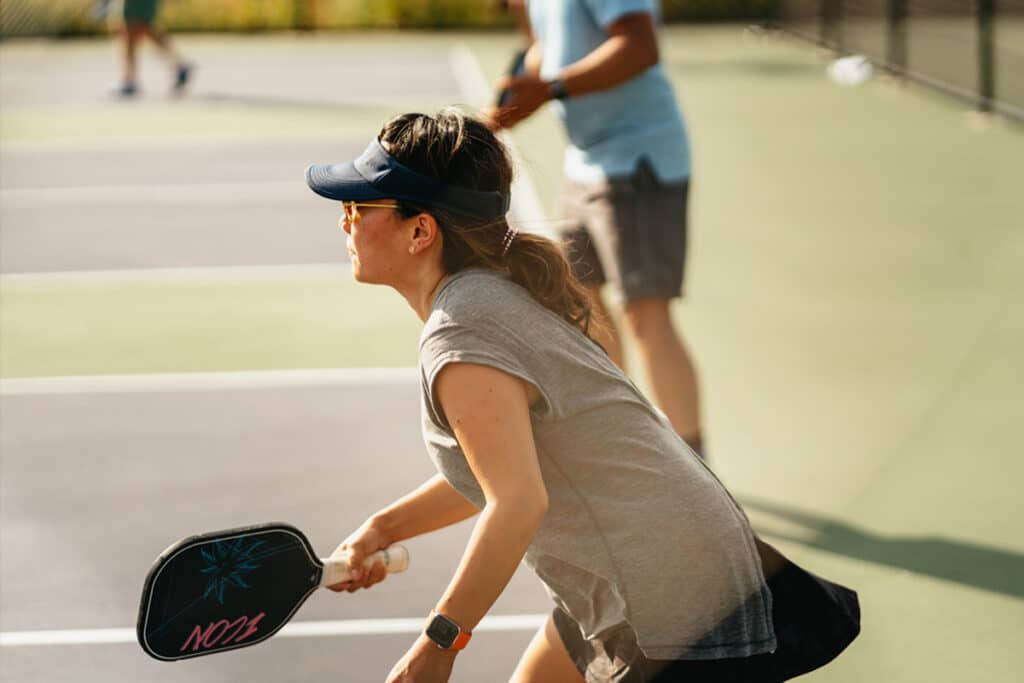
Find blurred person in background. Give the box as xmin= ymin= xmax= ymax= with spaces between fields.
xmin=503 ymin=0 xmax=534 ymax=46
xmin=113 ymin=0 xmax=192 ymax=97
xmin=489 ymin=0 xmax=706 ymax=459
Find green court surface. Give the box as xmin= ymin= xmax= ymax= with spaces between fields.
xmin=0 ymin=272 xmax=422 ymax=376
xmin=2 ymin=26 xmax=1023 ymax=681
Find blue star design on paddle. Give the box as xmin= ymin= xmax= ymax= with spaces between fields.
xmin=199 ymin=539 xmax=265 ymax=604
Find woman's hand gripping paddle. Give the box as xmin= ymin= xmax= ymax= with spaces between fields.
xmin=137 ymin=523 xmax=409 ymax=660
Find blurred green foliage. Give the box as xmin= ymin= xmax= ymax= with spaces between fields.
xmin=1 ymin=0 xmax=776 ymax=38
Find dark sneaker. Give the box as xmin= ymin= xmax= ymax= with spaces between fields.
xmin=112 ymin=81 xmax=137 ymax=98
xmin=173 ymin=63 xmax=193 ymax=93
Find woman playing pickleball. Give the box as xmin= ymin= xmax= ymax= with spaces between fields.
xmin=305 ymin=109 xmax=859 ymax=683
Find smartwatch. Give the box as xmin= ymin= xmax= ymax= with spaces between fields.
xmin=424 ymin=610 xmax=472 ymax=651
xmin=547 ymin=78 xmax=570 ymax=101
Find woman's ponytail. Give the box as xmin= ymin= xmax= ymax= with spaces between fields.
xmin=381 ymin=108 xmax=598 ymax=340
xmin=503 ymin=231 xmax=595 ymax=336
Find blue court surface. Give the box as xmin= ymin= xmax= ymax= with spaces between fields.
xmin=1 ymin=27 xmax=1022 ymax=682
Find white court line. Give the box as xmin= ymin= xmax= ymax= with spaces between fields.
xmin=0 ymin=262 xmax=350 ymax=286
xmin=0 ymin=180 xmax=307 ymax=207
xmin=447 ymin=44 xmax=552 ymax=238
xmin=0 ymin=367 xmax=419 ymax=396
xmin=0 ymin=614 xmax=546 ymax=647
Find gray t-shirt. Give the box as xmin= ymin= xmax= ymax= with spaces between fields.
xmin=419 ymin=269 xmax=775 ymax=660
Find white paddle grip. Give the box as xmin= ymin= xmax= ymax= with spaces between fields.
xmin=319 ymin=545 xmax=410 ymax=588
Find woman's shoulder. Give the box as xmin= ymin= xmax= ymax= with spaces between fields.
xmin=418 ymin=270 xmax=531 ymax=376
xmin=420 ymin=269 xmax=548 ymax=359
xmin=439 ymin=268 xmax=524 ymax=300
xmin=430 ymin=269 xmax=532 ymax=324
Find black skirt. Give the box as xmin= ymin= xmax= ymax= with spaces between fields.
xmin=554 ymin=559 xmax=861 ymax=683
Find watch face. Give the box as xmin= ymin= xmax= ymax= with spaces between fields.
xmin=426 ymin=615 xmax=460 ymax=648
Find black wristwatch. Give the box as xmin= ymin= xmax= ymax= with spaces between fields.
xmin=547 ymin=78 xmax=570 ymax=100
xmin=424 ymin=610 xmax=472 ymax=651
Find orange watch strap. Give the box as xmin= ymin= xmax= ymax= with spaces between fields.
xmin=450 ymin=629 xmax=472 ymax=651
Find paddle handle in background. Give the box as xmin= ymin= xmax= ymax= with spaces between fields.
xmin=320 ymin=546 xmax=410 ymax=587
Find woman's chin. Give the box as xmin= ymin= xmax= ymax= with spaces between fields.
xmin=350 ymin=265 xmax=374 ymax=284
xmin=348 ymin=259 xmax=364 ymax=281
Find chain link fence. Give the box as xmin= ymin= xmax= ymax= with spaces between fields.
xmin=775 ymin=0 xmax=1024 ymax=121
xmin=1 ymin=0 xmax=97 ymax=37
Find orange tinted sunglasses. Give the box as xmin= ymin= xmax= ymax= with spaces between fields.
xmin=339 ymin=201 xmax=398 ymax=226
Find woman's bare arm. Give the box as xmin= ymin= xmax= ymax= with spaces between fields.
xmin=429 ymin=361 xmax=549 ymax=632
xmin=370 ymin=473 xmax=480 ymax=544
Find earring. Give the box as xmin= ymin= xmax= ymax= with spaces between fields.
xmin=409 ymin=245 xmax=416 ymax=254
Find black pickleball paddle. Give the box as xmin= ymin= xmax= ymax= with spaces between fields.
xmin=496 ymin=48 xmax=528 ymax=107
xmin=137 ymin=523 xmax=408 ymax=661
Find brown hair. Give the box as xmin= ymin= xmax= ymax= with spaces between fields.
xmin=379 ymin=108 xmax=596 ymax=338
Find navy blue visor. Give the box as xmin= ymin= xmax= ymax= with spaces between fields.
xmin=306 ymin=139 xmax=510 ymax=221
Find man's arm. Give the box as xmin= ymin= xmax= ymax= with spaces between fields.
xmin=522 ymin=39 xmax=543 ymax=77
xmin=506 ymin=0 xmax=534 ymax=45
xmin=557 ymin=12 xmax=659 ymax=97
xmin=489 ymin=12 xmax=660 ymax=130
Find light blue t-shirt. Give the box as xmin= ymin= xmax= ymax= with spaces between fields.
xmin=529 ymin=0 xmax=691 ymax=184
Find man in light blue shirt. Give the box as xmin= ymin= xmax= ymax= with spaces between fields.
xmin=490 ymin=0 xmax=704 ymax=461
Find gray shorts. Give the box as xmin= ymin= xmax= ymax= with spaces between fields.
xmin=557 ymin=159 xmax=689 ymax=302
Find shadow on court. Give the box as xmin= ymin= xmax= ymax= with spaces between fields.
xmin=193 ymin=92 xmax=387 ymax=112
xmin=745 ymin=497 xmax=1024 ymax=600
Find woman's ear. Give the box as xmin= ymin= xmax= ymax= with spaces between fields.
xmin=408 ymin=212 xmax=441 ymax=255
